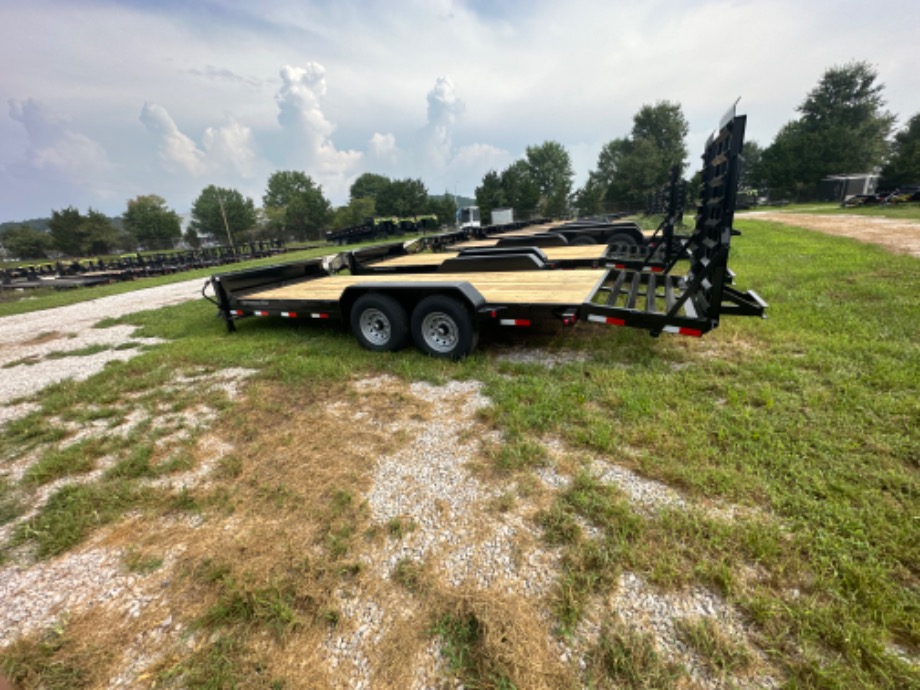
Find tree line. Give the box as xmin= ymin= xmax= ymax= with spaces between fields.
xmin=0 ymin=173 xmax=459 ymax=261
xmin=475 ymin=61 xmax=919 ymax=218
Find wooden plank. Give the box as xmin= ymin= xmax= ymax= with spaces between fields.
xmin=247 ymin=269 xmax=608 ymax=305
xmin=371 ymin=252 xmax=459 ymax=268
xmin=369 ymin=244 xmax=606 ymax=269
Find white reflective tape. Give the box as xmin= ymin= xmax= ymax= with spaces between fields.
xmin=587 ymin=314 xmax=607 ymax=324
xmin=662 ymin=325 xmax=679 ymax=334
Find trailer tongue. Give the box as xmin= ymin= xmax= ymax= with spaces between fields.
xmin=205 ymin=107 xmax=766 ymax=359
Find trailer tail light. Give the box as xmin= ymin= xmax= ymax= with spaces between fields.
xmin=281 ymin=312 xmax=297 ymax=318
xmin=500 ymin=319 xmax=531 ymax=327
xmin=562 ymin=315 xmax=577 ymax=326
xmin=310 ymin=313 xmax=330 ymax=319
xmin=588 ymin=315 xmax=626 ymax=327
xmin=662 ymin=325 xmax=703 ymax=337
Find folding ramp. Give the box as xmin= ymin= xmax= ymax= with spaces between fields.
xmin=579 ymin=107 xmax=767 ymax=337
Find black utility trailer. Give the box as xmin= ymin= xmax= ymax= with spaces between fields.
xmin=205 ymin=108 xmax=766 ymax=359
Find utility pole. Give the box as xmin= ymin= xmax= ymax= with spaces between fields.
xmin=216 ymin=191 xmax=235 ymax=252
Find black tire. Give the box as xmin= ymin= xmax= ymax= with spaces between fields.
xmin=411 ymin=295 xmax=478 ymax=359
xmin=606 ymin=232 xmax=639 ymax=248
xmin=350 ymin=293 xmax=409 ymax=352
xmin=570 ymin=235 xmax=596 ymax=246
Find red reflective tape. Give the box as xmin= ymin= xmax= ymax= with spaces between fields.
xmin=607 ymin=317 xmax=626 ymax=326
xmin=679 ymin=327 xmax=703 ymax=337
xmin=614 ymin=263 xmax=626 ymax=269
xmin=499 ymin=319 xmax=531 ymax=327
xmin=651 ymin=266 xmax=663 ymax=273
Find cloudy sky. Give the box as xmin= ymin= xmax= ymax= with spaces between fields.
xmin=1 ymin=0 xmax=918 ymax=222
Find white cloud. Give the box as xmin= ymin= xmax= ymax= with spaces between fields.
xmin=423 ymin=76 xmax=466 ymax=168
xmin=273 ymin=62 xmax=362 ymax=196
xmin=369 ymin=132 xmax=399 ymax=166
xmin=203 ymin=121 xmax=260 ymax=178
xmin=139 ymin=102 xmax=207 ymax=176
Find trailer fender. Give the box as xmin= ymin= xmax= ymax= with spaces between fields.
xmin=340 ymin=282 xmax=486 ymax=320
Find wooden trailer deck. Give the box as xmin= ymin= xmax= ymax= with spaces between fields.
xmin=367 ymin=244 xmax=611 ymax=269
xmin=246 ymin=269 xmax=608 ymax=306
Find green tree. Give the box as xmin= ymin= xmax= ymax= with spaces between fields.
xmin=630 ymin=101 xmax=689 ymax=172
xmin=426 ymin=192 xmax=456 ymax=227
xmin=48 ymin=206 xmax=85 ymax=256
xmin=881 ymin=113 xmax=920 ymax=187
xmin=763 ymin=61 xmax=895 ymax=194
xmin=349 ymin=173 xmax=392 ymax=202
xmin=474 ymin=170 xmax=504 ymax=224
xmin=183 ymin=227 xmax=201 ymax=250
xmin=332 ymin=197 xmax=376 ymax=230
xmin=499 ymin=161 xmax=541 ymax=219
xmin=190 ymin=185 xmax=257 ymax=247
xmin=80 ymin=209 xmax=122 ymax=255
xmin=1 ymin=225 xmax=54 ymax=259
xmin=262 ymin=171 xmax=332 ymax=241
xmin=123 ymin=194 xmax=182 ymax=250
xmin=573 ymin=171 xmax=606 ymax=216
xmin=740 ymin=140 xmax=766 ymax=191
xmin=525 ymin=141 xmax=573 ymax=217
xmin=375 ymin=178 xmax=429 ymax=217
xmin=590 ymin=101 xmax=689 ymax=210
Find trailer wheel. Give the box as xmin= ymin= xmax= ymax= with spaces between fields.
xmin=570 ymin=235 xmax=596 ymax=246
xmin=411 ymin=295 xmax=477 ymax=359
xmin=607 ymin=232 xmax=639 ymax=247
xmin=351 ymin=294 xmax=409 ymax=352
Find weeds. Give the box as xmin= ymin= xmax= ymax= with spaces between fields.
xmin=583 ymin=617 xmax=686 ymax=689
xmin=676 ymin=617 xmax=754 ymax=676
xmin=432 ymin=612 xmax=518 ymax=690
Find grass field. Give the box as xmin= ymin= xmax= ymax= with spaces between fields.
xmin=1 ymin=218 xmax=918 ymax=688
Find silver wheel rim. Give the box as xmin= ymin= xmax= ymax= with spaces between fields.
xmin=359 ymin=308 xmax=391 ymax=346
xmin=420 ymin=311 xmax=458 ymax=353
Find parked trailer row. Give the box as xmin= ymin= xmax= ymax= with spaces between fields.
xmin=205 ymin=109 xmax=766 ymax=359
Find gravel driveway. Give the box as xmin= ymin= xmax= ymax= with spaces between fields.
xmin=742 ymin=211 xmax=920 ymax=258
xmin=0 ymin=278 xmax=207 ymax=418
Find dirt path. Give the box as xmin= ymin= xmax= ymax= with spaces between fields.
xmin=741 ymin=211 xmax=920 ymax=258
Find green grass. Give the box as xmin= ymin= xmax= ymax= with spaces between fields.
xmin=1 ymin=218 xmax=918 ymax=687
xmin=676 ymin=617 xmax=754 ymax=676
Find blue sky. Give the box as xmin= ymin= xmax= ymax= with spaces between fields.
xmin=1 ymin=0 xmax=918 ymax=222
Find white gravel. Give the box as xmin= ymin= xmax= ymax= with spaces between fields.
xmin=0 ymin=278 xmax=205 ymax=412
